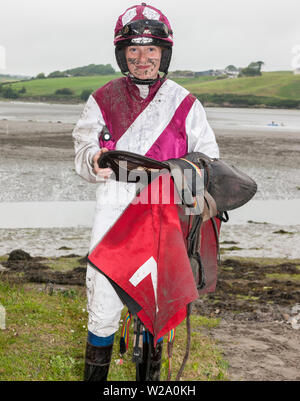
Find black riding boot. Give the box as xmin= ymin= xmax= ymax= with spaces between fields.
xmin=84 ymin=341 xmax=113 ymax=381
xmin=136 ymin=341 xmax=163 ymax=381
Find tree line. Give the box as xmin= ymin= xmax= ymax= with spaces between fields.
xmin=171 ymin=61 xmax=265 ymax=78
xmin=36 ymin=63 xmax=116 ymax=79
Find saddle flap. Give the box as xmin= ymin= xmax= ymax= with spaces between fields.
xmin=171 ymin=152 xmax=257 ymax=212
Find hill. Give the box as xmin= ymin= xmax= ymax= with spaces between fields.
xmin=1 ymin=71 xmax=299 ymax=108
xmin=184 ymin=71 xmax=300 ymax=108
xmin=0 ymin=74 xmax=31 ymax=83
xmin=64 ymin=63 xmax=115 ymax=76
xmin=44 ymin=63 xmax=116 ymax=78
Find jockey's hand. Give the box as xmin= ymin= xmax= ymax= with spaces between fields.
xmin=92 ymin=148 xmax=113 ymax=179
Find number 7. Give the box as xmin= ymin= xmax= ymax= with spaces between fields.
xmin=129 ymin=256 xmax=158 ymax=313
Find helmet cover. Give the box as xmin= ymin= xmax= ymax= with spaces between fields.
xmin=114 ymin=3 xmax=173 ymax=47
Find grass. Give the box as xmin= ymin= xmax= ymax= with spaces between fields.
xmin=184 ymin=71 xmax=300 ymax=100
xmin=0 ymin=74 xmax=215 ymax=99
xmin=0 ymin=279 xmax=228 ymax=381
xmin=1 ymin=71 xmax=300 ymax=108
xmin=171 ymin=75 xmax=217 ymax=86
xmin=0 ymin=280 xmax=87 ymax=380
xmin=265 ymin=273 xmax=300 ymax=283
xmin=223 ymin=256 xmax=300 ymax=267
xmin=4 ymin=75 xmax=120 ymax=98
xmin=45 ymin=256 xmax=85 ymax=272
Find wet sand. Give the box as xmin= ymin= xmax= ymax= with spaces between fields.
xmin=0 ymin=120 xmax=75 ymax=160
xmin=1 ymin=119 xmax=300 ymax=167
xmin=1 ymin=118 xmax=300 ymax=381
xmin=1 ymin=119 xmax=300 ymax=201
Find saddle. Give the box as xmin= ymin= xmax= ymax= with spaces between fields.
xmin=98 ymin=150 xmax=257 ymax=214
xmin=98 ymin=150 xmax=257 ymax=289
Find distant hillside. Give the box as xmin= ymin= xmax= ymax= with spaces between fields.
xmin=37 ymin=64 xmax=116 ymax=79
xmin=1 ymin=71 xmax=299 ymax=108
xmin=183 ymin=71 xmax=300 ymax=98
xmin=184 ymin=71 xmax=300 ymax=108
xmin=64 ymin=64 xmax=115 ymax=76
xmin=0 ymin=74 xmax=31 ymax=82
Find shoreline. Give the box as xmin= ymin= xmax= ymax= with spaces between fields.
xmin=0 ymin=116 xmax=299 ymax=259
xmin=1 ymin=96 xmax=300 ymax=110
xmin=1 ymin=221 xmax=299 ymax=260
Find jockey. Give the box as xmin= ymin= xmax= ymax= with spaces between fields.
xmin=72 ymin=3 xmax=219 ymax=381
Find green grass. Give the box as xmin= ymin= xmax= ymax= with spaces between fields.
xmin=222 ymin=256 xmax=300 ymax=266
xmin=5 ymin=74 xmax=214 ymax=99
xmin=45 ymin=256 xmax=85 ymax=272
xmin=2 ymin=71 xmax=300 ymax=107
xmin=265 ymin=273 xmax=300 ymax=283
xmin=5 ymin=75 xmax=121 ymax=98
xmin=185 ymin=71 xmax=300 ymax=100
xmin=0 ymin=280 xmax=228 ymax=381
xmin=0 ymin=78 xmax=16 ymax=83
xmin=171 ymin=75 xmax=217 ymax=86
xmin=0 ymin=281 xmax=87 ymax=380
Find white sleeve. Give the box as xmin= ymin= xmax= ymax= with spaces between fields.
xmin=186 ymin=99 xmax=219 ymax=158
xmin=72 ymin=95 xmax=105 ymax=183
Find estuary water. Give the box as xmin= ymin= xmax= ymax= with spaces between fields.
xmin=1 ymin=100 xmax=300 ymax=131
xmin=0 ymin=101 xmax=299 ymax=258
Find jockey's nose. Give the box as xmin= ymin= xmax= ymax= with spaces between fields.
xmin=138 ymin=48 xmax=148 ymax=64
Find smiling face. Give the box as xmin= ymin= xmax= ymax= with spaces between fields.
xmin=125 ymin=45 xmax=162 ymax=80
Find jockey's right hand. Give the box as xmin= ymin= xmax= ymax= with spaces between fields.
xmin=92 ymin=148 xmax=113 ymax=179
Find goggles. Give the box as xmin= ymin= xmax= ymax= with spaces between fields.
xmin=117 ymin=19 xmax=172 ymax=39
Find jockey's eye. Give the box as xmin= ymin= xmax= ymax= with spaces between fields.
xmin=128 ymin=47 xmax=138 ymax=53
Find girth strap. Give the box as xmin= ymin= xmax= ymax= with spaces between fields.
xmin=165 ymin=160 xmax=196 ymax=209
xmin=202 ymin=190 xmax=218 ymax=221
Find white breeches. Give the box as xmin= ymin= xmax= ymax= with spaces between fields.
xmin=86 ymin=180 xmax=137 ymax=337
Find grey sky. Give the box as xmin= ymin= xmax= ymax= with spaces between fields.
xmin=1 ymin=0 xmax=299 ymax=76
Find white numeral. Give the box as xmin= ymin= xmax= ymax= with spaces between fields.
xmin=129 ymin=256 xmax=158 ymax=313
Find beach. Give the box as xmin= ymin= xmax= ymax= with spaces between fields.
xmin=0 ymin=105 xmax=300 ymax=381
xmin=0 ymin=113 xmax=299 ymax=258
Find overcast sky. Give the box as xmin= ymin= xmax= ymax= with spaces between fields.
xmin=1 ymin=0 xmax=299 ymax=76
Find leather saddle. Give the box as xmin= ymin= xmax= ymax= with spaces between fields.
xmin=98 ymin=150 xmax=257 ymax=290
xmin=98 ymin=150 xmax=257 ymax=215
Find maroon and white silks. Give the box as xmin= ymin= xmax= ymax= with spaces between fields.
xmin=72 ymin=77 xmax=219 ymax=338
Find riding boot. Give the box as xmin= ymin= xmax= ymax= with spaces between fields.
xmin=136 ymin=341 xmax=163 ymax=381
xmin=84 ymin=341 xmax=113 ymax=381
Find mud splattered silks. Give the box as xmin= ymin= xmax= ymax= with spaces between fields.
xmin=72 ymin=76 xmax=219 ymax=338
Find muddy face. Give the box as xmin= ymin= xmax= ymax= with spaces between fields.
xmin=125 ymin=45 xmax=162 ymax=80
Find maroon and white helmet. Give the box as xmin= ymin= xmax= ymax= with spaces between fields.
xmin=114 ymin=3 xmax=173 ymax=76
xmin=114 ymin=3 xmax=173 ymax=47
